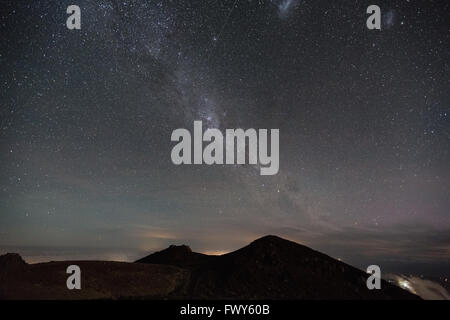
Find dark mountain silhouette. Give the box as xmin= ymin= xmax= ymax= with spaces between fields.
xmin=0 ymin=253 xmax=27 ymax=268
xmin=0 ymin=235 xmax=419 ymax=299
xmin=136 ymin=244 xmax=213 ymax=267
xmin=136 ymin=235 xmax=419 ymax=299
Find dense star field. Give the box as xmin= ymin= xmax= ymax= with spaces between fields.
xmin=0 ymin=0 xmax=449 ymax=284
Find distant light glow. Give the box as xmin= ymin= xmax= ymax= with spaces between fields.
xmin=397 ymin=278 xmax=417 ymax=295
xmin=399 ymin=279 xmax=412 ymax=290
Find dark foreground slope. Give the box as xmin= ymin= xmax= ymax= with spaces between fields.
xmin=0 ymin=253 xmax=187 ymax=299
xmin=0 ymin=236 xmax=419 ymax=299
xmin=137 ymin=235 xmax=419 ymax=300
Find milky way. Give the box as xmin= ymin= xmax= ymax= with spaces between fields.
xmin=0 ymin=0 xmax=449 ymax=278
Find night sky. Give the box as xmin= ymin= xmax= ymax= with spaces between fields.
xmin=0 ymin=0 xmax=449 ymax=278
